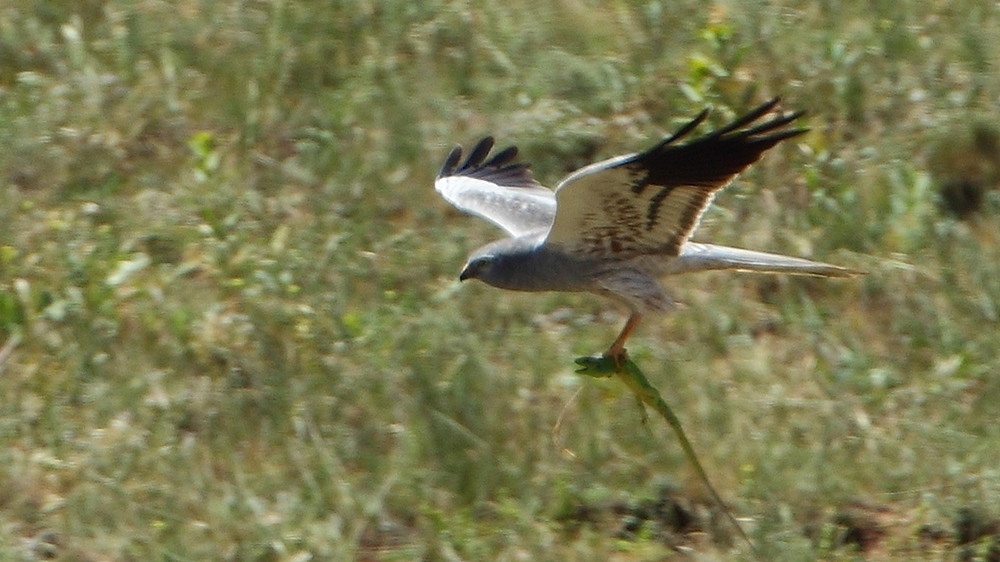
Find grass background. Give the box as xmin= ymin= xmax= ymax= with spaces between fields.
xmin=2 ymin=0 xmax=1000 ymax=560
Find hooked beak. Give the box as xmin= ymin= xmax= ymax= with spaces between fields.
xmin=459 ymin=264 xmax=473 ymax=282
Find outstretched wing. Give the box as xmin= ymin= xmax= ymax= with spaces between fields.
xmin=435 ymin=137 xmax=556 ymax=238
xmin=543 ymin=98 xmax=806 ymax=258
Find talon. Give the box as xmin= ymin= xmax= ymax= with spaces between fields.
xmin=604 ymin=312 xmax=640 ymax=371
xmin=602 ymin=346 xmax=629 ymax=370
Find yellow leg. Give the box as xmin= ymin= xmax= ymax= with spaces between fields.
xmin=603 ymin=312 xmax=641 ymax=366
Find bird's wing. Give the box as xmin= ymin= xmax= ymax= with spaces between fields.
xmin=543 ymin=98 xmax=805 ymax=258
xmin=436 ymin=136 xmax=556 ymax=238
xmin=666 ymin=242 xmax=859 ymax=277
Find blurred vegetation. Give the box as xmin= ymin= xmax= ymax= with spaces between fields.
xmin=1 ymin=0 xmax=999 ymax=560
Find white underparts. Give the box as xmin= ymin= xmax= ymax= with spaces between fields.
xmin=595 ymin=268 xmax=674 ymax=314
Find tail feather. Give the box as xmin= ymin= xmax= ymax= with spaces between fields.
xmin=666 ymin=242 xmax=859 ymax=277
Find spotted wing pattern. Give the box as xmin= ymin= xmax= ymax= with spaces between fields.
xmin=544 ymin=98 xmax=806 ymax=258
xmin=435 ymin=137 xmax=556 ymax=238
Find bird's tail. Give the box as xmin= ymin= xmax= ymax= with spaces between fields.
xmin=666 ymin=242 xmax=859 ymax=277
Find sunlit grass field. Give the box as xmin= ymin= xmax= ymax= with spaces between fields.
xmin=2 ymin=1 xmax=1000 ymax=560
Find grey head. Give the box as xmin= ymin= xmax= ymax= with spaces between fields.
xmin=459 ymin=233 xmax=597 ymax=293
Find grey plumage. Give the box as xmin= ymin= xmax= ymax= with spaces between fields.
xmin=436 ymin=98 xmax=857 ymax=361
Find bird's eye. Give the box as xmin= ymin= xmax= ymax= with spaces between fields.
xmin=470 ymin=257 xmax=494 ymax=276
xmin=460 ymin=255 xmax=495 ymax=281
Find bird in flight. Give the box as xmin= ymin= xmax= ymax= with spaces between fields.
xmin=436 ymin=98 xmax=855 ymax=365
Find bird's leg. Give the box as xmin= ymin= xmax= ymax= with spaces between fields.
xmin=603 ymin=312 xmax=641 ymax=369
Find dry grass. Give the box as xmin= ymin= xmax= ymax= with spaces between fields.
xmin=1 ymin=0 xmax=999 ymax=560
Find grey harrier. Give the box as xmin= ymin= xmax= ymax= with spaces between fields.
xmin=436 ymin=98 xmax=854 ymax=364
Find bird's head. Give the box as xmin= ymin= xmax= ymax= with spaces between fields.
xmin=459 ymin=253 xmax=496 ymax=282
xmin=460 ymin=237 xmax=524 ymax=284
xmin=458 ymin=237 xmax=549 ymax=291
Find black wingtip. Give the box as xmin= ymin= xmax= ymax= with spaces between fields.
xmin=738 ymin=106 xmax=808 ymax=144
xmin=437 ymin=136 xmax=540 ymax=188
xmin=655 ymin=98 xmax=801 ymax=150
xmin=438 ymin=145 xmax=464 ymax=178
xmin=659 ymin=108 xmax=711 ymax=146
xmin=462 ymin=136 xmax=495 ymax=171
xmin=625 ymin=96 xmax=808 ymax=191
xmin=438 ymin=136 xmax=507 ymax=179
xmin=485 ymin=145 xmax=519 ymax=168
xmin=710 ymin=97 xmax=785 ymax=137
